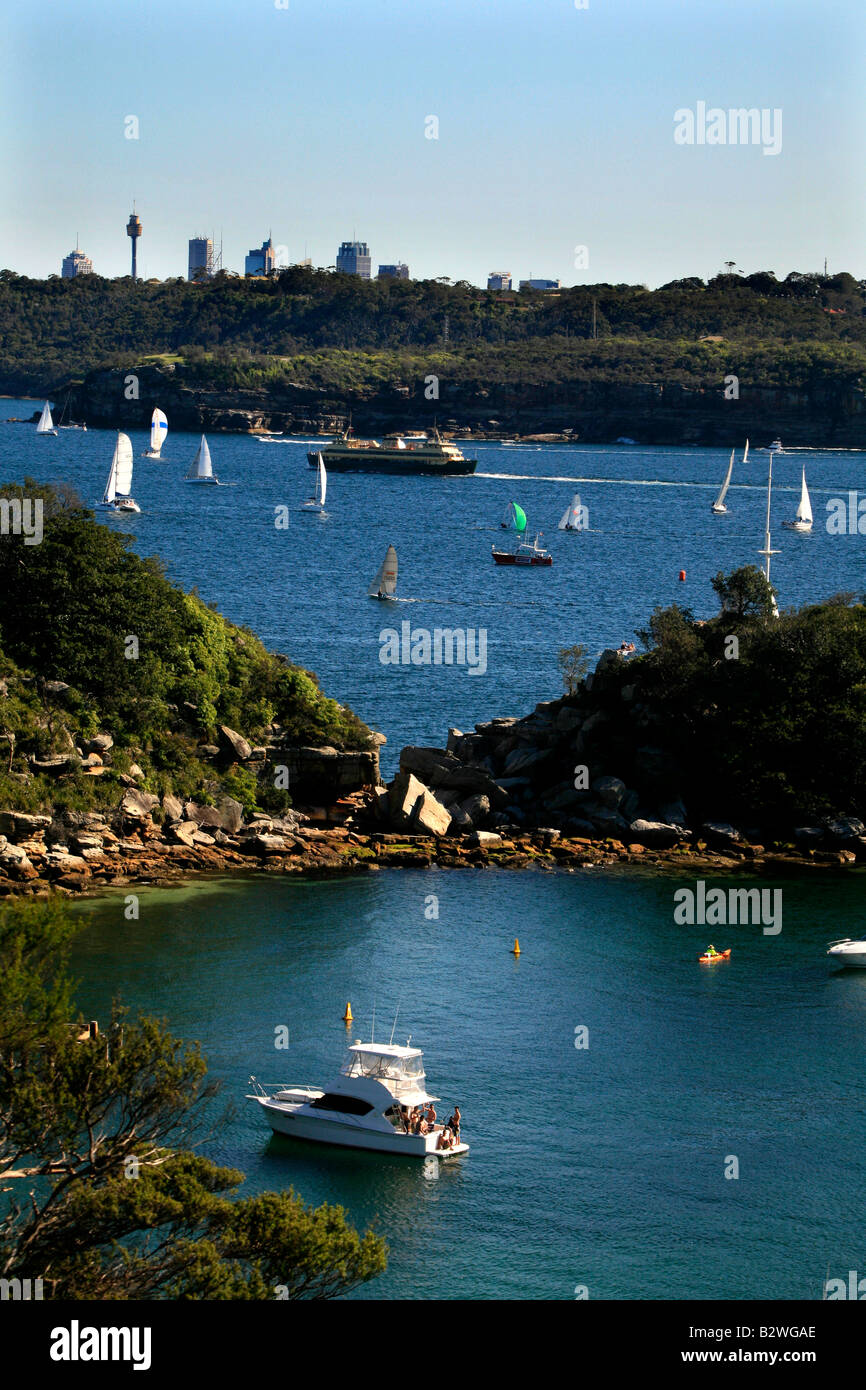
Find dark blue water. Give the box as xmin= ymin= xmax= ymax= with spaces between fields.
xmin=3 ymin=402 xmax=864 ymax=773
xmin=67 ymin=868 xmax=866 ymax=1301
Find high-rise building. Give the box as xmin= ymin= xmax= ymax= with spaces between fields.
xmin=244 ymin=236 xmax=276 ymax=276
xmin=487 ymin=271 xmax=512 ymax=291
xmin=61 ymin=246 xmax=93 ymax=278
xmin=188 ymin=236 xmax=214 ymax=281
xmin=126 ymin=208 xmax=142 ymax=279
xmin=378 ymin=263 xmax=409 ymax=280
xmin=519 ymin=278 xmax=561 ymax=291
xmin=336 ymin=241 xmax=372 ymax=278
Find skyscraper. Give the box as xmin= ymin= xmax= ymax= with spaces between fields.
xmin=188 ymin=236 xmax=214 ymax=281
xmin=126 ymin=208 xmax=142 ymax=279
xmin=61 ymin=245 xmax=93 ymax=277
xmin=487 ymin=271 xmax=512 ymax=291
xmin=378 ymin=263 xmax=409 ymax=280
xmin=336 ymin=241 xmax=372 ymax=278
xmin=244 ymin=236 xmax=276 ymax=276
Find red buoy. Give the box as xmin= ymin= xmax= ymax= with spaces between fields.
xmin=678 ymin=569 xmax=686 ymax=582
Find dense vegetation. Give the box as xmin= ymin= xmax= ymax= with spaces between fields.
xmin=575 ymin=568 xmax=866 ymax=831
xmin=0 ymin=481 xmax=370 ymax=816
xmin=1 ymin=266 xmax=864 ymax=397
xmin=0 ymin=898 xmax=387 ymax=1298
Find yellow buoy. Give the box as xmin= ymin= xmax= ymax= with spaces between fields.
xmin=342 ymin=1001 xmax=353 ymax=1024
xmin=511 ymin=938 xmax=521 ymax=956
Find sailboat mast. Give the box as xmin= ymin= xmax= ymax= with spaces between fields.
xmin=758 ymin=447 xmax=780 ymax=582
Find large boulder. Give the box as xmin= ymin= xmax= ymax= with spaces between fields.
xmin=592 ymin=776 xmax=627 ymax=810
xmin=0 ymin=811 xmax=51 ymax=839
xmin=120 ymin=788 xmax=159 ymax=821
xmin=87 ymin=734 xmax=114 ymax=755
xmin=162 ymin=794 xmax=184 ymax=823
xmin=629 ymin=819 xmax=683 ymax=848
xmin=388 ymin=772 xmax=451 ymax=837
xmin=412 ymin=788 xmax=452 ymax=837
xmin=217 ymin=796 xmax=244 ymax=833
xmin=218 ymin=725 xmax=253 ymax=761
xmin=701 ymin=821 xmax=741 ymax=847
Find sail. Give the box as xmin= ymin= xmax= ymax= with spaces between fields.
xmin=114 ymin=434 xmax=134 ymax=496
xmin=795 ymin=466 xmax=812 ymax=525
xmin=502 ymin=501 xmax=527 ymax=532
xmin=317 ymin=453 xmax=327 ymax=507
xmin=187 ymin=435 xmax=213 ymax=479
xmin=742 ymin=438 xmax=749 ymax=464
xmin=103 ymin=441 xmax=118 ymax=503
xmin=150 ymin=408 xmax=168 ymax=454
xmin=713 ymin=450 xmax=735 ymax=509
xmin=558 ymin=493 xmax=586 ymax=530
xmin=36 ymin=401 xmax=54 ymax=433
xmin=369 ymin=544 xmax=398 ymax=597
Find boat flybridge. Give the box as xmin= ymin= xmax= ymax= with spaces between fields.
xmin=247 ymin=1040 xmax=469 ymax=1160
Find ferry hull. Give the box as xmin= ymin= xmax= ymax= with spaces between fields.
xmin=307 ymin=450 xmax=476 ymax=476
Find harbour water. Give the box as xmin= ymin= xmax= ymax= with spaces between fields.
xmin=67 ymin=868 xmax=866 ymax=1301
xmin=2 ymin=406 xmax=863 ymax=773
xmin=6 ymin=406 xmax=866 ymax=1299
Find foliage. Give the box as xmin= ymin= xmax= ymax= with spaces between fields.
xmin=557 ymin=643 xmax=591 ymax=694
xmin=0 ymin=899 xmax=387 ymax=1299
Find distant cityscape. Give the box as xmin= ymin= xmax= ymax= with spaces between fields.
xmin=57 ymin=210 xmax=560 ymax=292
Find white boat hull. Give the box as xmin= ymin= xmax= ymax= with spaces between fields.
xmin=828 ymin=942 xmax=866 ymax=969
xmin=783 ymin=520 xmax=812 ymax=533
xmin=711 ymin=504 xmax=727 ymax=514
xmin=255 ymin=1099 xmax=468 ymax=1159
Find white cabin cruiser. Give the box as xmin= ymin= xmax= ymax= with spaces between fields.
xmin=247 ymin=1040 xmax=468 ymax=1160
xmin=827 ymin=939 xmax=866 ymax=969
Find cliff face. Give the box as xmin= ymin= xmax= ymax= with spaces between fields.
xmin=68 ymin=364 xmax=866 ymax=446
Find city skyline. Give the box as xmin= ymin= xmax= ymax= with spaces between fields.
xmin=2 ymin=0 xmax=864 ymax=288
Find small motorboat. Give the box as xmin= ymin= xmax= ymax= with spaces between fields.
xmin=698 ymin=947 xmax=731 ymax=964
xmin=247 ymin=1037 xmax=468 ymax=1161
xmin=492 ymin=533 xmax=552 ymax=566
xmin=827 ymin=939 xmax=866 ymax=969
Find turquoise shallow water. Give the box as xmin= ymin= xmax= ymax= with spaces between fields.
xmin=68 ymin=867 xmax=866 ymax=1301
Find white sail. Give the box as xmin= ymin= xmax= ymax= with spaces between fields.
xmin=187 ymin=435 xmax=214 ymax=479
xmin=149 ymin=408 xmax=168 ymax=455
xmin=369 ymin=544 xmax=398 ymax=597
xmin=558 ymin=492 xmax=586 ymax=530
xmin=795 ymin=466 xmax=812 ymax=526
xmin=742 ymin=438 xmax=749 ymax=464
xmin=114 ymin=434 xmax=134 ymax=496
xmin=317 ymin=453 xmax=327 ymax=507
xmin=103 ymin=442 xmax=118 ymax=503
xmin=36 ymin=401 xmax=54 ymax=433
xmin=713 ymin=450 xmax=735 ymax=510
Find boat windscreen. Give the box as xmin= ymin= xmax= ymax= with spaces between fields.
xmin=342 ymin=1051 xmax=425 ymax=1081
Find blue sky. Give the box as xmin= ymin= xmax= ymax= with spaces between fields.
xmin=2 ymin=0 xmax=863 ymax=286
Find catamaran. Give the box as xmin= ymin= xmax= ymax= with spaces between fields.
xmin=143 ymin=408 xmax=168 ymax=459
xmin=302 ymin=452 xmax=327 ymax=511
xmin=558 ymin=492 xmax=588 ymax=530
xmin=500 ymin=501 xmax=527 ymax=532
xmin=369 ymin=544 xmax=398 ymax=599
xmin=711 ymin=450 xmax=735 ymax=514
xmin=185 ymin=434 xmax=220 ymax=484
xmin=247 ymin=1036 xmax=468 ymax=1160
xmin=36 ymin=402 xmax=57 ymax=437
xmin=782 ymin=465 xmax=813 ymax=533
xmin=99 ymin=433 xmax=140 ymax=513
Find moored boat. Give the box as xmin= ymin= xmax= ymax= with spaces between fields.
xmin=308 ymin=427 xmax=476 ymax=475
xmin=492 ymin=533 xmax=552 ymax=566
xmin=827 ymin=939 xmax=866 ymax=968
xmin=247 ymin=1039 xmax=469 ymax=1160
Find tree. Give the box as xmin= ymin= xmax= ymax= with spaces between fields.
xmin=711 ymin=565 xmax=777 ymax=620
xmin=0 ymin=900 xmax=387 ymax=1299
xmin=557 ymin=643 xmax=591 ymax=694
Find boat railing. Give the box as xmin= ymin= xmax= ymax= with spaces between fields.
xmin=248 ymin=1077 xmax=318 ymax=1099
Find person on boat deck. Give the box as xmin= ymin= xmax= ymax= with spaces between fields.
xmin=419 ymin=1116 xmax=429 ymax=1135
xmin=425 ymin=1103 xmax=436 ymax=1127
xmin=447 ymin=1106 xmax=461 ymax=1138
xmin=437 ymin=1127 xmax=452 ymax=1151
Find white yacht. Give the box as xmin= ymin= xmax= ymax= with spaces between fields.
xmin=827 ymin=940 xmax=866 ymax=969
xmin=247 ymin=1040 xmax=468 ymax=1160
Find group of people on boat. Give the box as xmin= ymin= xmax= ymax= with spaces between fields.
xmin=401 ymin=1102 xmax=462 ymax=1148
xmin=617 ymin=641 xmax=636 ymax=656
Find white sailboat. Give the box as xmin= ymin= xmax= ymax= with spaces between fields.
xmin=369 ymin=544 xmax=398 ymax=600
xmin=302 ymin=452 xmax=327 ymax=511
xmin=143 ymin=408 xmax=168 ymax=459
xmin=36 ymin=401 xmax=57 ymax=437
xmin=99 ymin=433 xmax=140 ymax=513
xmin=783 ymin=465 xmax=813 ymax=533
xmin=711 ymin=450 xmax=735 ymax=514
xmin=558 ymin=492 xmax=588 ymax=530
xmin=185 ymin=434 xmax=220 ymax=484
xmin=758 ymin=443 xmax=780 ymax=616
xmin=742 ymin=438 xmax=749 ymax=465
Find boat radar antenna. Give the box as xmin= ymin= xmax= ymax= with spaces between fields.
xmin=388 ymin=1002 xmax=401 ymax=1047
